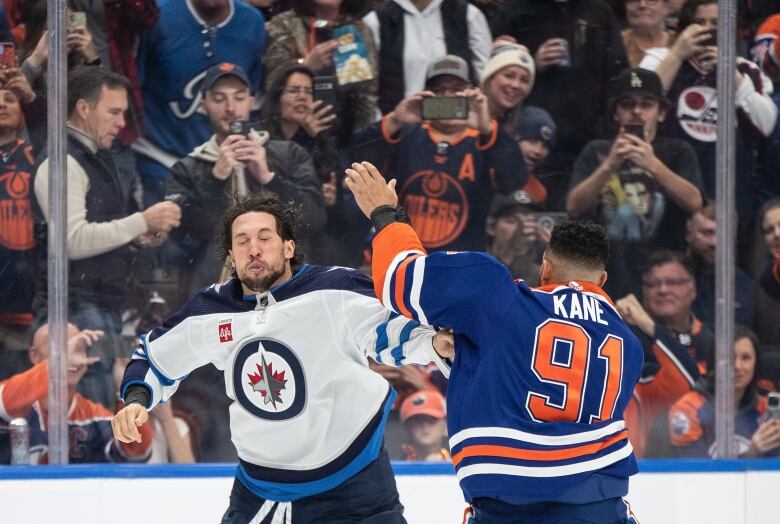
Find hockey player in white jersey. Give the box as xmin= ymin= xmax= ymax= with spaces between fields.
xmin=112 ymin=194 xmax=453 ymax=523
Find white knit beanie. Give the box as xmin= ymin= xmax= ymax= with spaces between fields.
xmin=480 ymin=43 xmax=536 ymax=91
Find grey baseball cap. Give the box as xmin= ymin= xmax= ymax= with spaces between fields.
xmin=425 ymin=55 xmax=470 ymax=85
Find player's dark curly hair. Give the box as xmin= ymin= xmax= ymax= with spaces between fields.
xmin=547 ymin=221 xmax=609 ymax=271
xmin=220 ymin=193 xmax=303 ymax=272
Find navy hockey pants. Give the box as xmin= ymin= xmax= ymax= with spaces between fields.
xmin=467 ymin=496 xmax=639 ymax=524
xmin=220 ymin=447 xmax=406 ymax=524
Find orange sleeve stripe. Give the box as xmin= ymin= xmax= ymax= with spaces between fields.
xmin=1 ymin=361 xmax=49 ymax=418
xmin=476 ymin=119 xmax=499 ymax=151
xmin=451 ymin=430 xmax=629 ymax=467
xmin=380 ymin=116 xmax=402 ymax=144
xmin=393 ymin=255 xmax=419 ymax=319
xmin=371 ymin=222 xmax=427 ymax=304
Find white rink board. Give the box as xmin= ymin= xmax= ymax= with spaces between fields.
xmin=1 ymin=462 xmax=780 ymax=523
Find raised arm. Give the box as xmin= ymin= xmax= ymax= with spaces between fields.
xmin=344 ymin=162 xmax=517 ymax=336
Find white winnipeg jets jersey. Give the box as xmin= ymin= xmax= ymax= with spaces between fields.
xmin=121 ymin=265 xmax=444 ymax=501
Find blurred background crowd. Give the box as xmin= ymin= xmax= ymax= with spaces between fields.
xmin=1 ymin=0 xmax=780 ymax=465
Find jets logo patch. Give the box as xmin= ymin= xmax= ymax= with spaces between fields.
xmin=232 ymin=339 xmax=306 ymax=420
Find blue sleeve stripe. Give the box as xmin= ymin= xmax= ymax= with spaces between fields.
xmin=388 ymin=269 xmax=401 ymax=316
xmin=374 ymin=312 xmax=400 ymax=363
xmin=387 ymin=254 xmax=423 ymax=323
xmin=390 ymin=320 xmax=417 ymax=366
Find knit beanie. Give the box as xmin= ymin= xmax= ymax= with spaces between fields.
xmin=480 ymin=43 xmax=535 ymax=90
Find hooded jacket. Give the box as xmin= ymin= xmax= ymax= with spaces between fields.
xmin=166 ymin=131 xmax=325 ymax=293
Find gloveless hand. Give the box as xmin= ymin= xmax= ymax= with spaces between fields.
xmin=343 ymin=161 xmax=398 ymax=218
xmin=616 ymin=133 xmax=659 ymax=172
xmin=459 ymin=87 xmax=492 ymax=135
xmin=302 ymin=99 xmax=336 ymax=137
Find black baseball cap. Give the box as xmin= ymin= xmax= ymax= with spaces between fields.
xmin=201 ymin=63 xmax=251 ymax=94
xmin=609 ymin=68 xmax=667 ymax=110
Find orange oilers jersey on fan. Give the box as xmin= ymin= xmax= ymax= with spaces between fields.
xmin=0 ymin=362 xmax=152 ymax=463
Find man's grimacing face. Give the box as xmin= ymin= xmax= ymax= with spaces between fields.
xmin=229 ymin=211 xmax=294 ymax=293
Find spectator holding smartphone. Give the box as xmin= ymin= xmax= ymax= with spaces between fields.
xmin=134 ymin=0 xmax=266 ymax=205
xmin=363 ymin=0 xmax=492 ymax=116
xmin=165 ymin=63 xmax=325 ymax=296
xmin=14 ymin=1 xmax=102 ymax=153
xmin=639 ymin=0 xmax=777 ymax=236
xmin=265 ymin=0 xmax=378 ymax=148
xmin=262 ymin=63 xmax=369 ymax=266
xmin=351 ymin=55 xmax=526 ymax=253
xmin=669 ymin=326 xmax=780 ymax=458
xmin=566 ymin=68 xmax=703 ymax=297
xmin=262 ymin=64 xmax=338 ymax=183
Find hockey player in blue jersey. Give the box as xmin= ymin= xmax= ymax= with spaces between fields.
xmin=345 ymin=161 xmax=643 ymax=524
xmin=112 ymin=193 xmax=453 ymax=523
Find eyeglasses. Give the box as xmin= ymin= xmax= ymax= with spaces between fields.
xmin=616 ymin=98 xmax=659 ymax=111
xmin=625 ymin=0 xmax=662 ymax=6
xmin=642 ymin=277 xmax=692 ymax=289
xmin=282 ymin=86 xmax=313 ymax=97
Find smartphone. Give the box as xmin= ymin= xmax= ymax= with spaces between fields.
xmin=421 ymin=96 xmax=469 ymax=120
xmin=623 ymin=123 xmax=644 ymax=140
xmin=228 ymin=120 xmax=253 ymax=136
xmin=313 ymin=75 xmax=336 ymax=107
xmin=314 ymin=20 xmax=333 ymax=44
xmin=0 ymin=42 xmax=17 ymax=69
xmin=703 ymin=29 xmax=717 ymax=47
xmin=69 ymin=11 xmax=87 ymax=30
xmin=768 ymin=392 xmax=780 ymax=420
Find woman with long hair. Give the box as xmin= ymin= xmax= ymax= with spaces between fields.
xmin=261 ymin=63 xmax=366 ymax=266
xmin=669 ymin=326 xmax=780 ymax=458
xmin=264 ymin=0 xmax=377 ymax=148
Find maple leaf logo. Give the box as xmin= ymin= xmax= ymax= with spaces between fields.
xmin=247 ymin=355 xmax=287 ymax=409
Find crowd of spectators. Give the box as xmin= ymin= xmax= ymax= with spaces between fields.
xmin=1 ymin=0 xmax=780 ymax=463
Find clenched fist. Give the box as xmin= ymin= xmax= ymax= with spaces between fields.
xmin=112 ymin=403 xmax=149 ymax=443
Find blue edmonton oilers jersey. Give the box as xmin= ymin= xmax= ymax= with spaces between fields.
xmin=372 ymin=223 xmax=644 ymax=506
xmin=120 ymin=265 xmax=445 ymax=501
xmin=137 ymin=0 xmax=265 ymax=178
